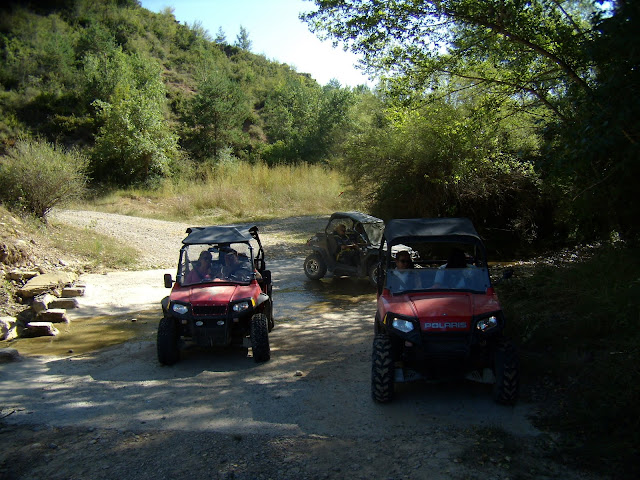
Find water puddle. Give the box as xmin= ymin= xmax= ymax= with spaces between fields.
xmin=2 ymin=310 xmax=159 ymax=357
xmin=3 ymin=273 xmax=377 ymax=357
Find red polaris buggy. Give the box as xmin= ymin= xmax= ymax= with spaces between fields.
xmin=158 ymin=225 xmax=273 ymax=365
xmin=372 ymin=218 xmax=519 ymax=404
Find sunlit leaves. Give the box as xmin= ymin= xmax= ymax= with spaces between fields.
xmin=185 ymin=72 xmax=248 ymax=161
xmin=303 ymin=1 xmax=601 ymax=118
xmin=86 ymin=49 xmax=178 ymax=184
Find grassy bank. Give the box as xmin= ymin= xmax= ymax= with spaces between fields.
xmin=497 ymin=244 xmax=640 ymax=478
xmin=77 ymin=162 xmax=355 ymax=223
xmin=0 ymin=206 xmax=138 ymax=272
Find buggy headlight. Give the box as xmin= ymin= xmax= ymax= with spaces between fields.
xmin=172 ymin=303 xmax=189 ymax=315
xmin=392 ymin=319 xmax=414 ymax=333
xmin=476 ymin=315 xmax=498 ymax=332
xmin=233 ymin=301 xmax=250 ymax=313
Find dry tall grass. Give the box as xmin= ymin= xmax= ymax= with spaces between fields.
xmin=81 ymin=163 xmax=356 ymax=223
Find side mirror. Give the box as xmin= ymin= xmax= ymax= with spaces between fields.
xmin=164 ymin=273 xmax=174 ymax=288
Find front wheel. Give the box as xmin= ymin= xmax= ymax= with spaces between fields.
xmin=371 ymin=333 xmax=394 ymax=403
xmin=368 ymin=262 xmax=380 ymax=287
xmin=157 ymin=316 xmax=179 ymax=365
xmin=250 ymin=313 xmax=270 ymax=362
xmin=267 ymin=305 xmax=275 ymax=333
xmin=304 ymin=254 xmax=327 ymax=280
xmin=492 ymin=339 xmax=520 ymax=405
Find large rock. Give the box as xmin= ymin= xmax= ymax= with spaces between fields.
xmin=23 ymin=322 xmax=59 ymax=337
xmin=36 ymin=309 xmax=70 ymax=324
xmin=32 ymin=293 xmax=57 ymax=314
xmin=8 ymin=269 xmax=39 ymax=281
xmin=17 ymin=271 xmax=78 ymax=298
xmin=0 ymin=316 xmax=18 ymax=341
xmin=0 ymin=348 xmax=20 ymax=363
xmin=49 ymin=297 xmax=79 ymax=309
xmin=61 ymin=286 xmax=85 ymax=298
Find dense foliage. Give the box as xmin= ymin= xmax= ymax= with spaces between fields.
xmin=498 ymin=244 xmax=640 ymax=477
xmin=0 ymin=0 xmax=354 ymax=180
xmin=304 ymin=0 xmax=640 ymax=242
xmin=0 ymin=0 xmax=637 ymax=245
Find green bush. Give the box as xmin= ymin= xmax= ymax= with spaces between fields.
xmin=0 ymin=138 xmax=88 ymax=219
xmin=497 ymin=245 xmax=640 ymax=476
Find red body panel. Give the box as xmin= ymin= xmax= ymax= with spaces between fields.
xmin=170 ymin=282 xmax=259 ymax=306
xmin=378 ymin=289 xmax=501 ymax=332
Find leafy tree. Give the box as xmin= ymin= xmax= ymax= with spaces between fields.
xmin=303 ymin=0 xmax=599 ymax=119
xmin=76 ymin=22 xmax=118 ymax=59
xmin=304 ymin=0 xmax=640 ymax=241
xmin=235 ymin=25 xmax=252 ymax=51
xmin=188 ymin=20 xmax=212 ymax=43
xmin=262 ymin=75 xmax=354 ymax=164
xmin=184 ymin=72 xmax=248 ymax=161
xmin=338 ymin=85 xmax=544 ymax=242
xmin=304 ymin=82 xmax=354 ymax=160
xmin=262 ymin=76 xmax=319 ymax=163
xmin=85 ymin=49 xmax=179 ymax=184
xmin=215 ymin=27 xmax=227 ymax=44
xmin=541 ymin=1 xmax=640 ymax=241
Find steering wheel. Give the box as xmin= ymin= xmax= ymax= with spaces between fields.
xmin=229 ymin=267 xmax=252 ymax=281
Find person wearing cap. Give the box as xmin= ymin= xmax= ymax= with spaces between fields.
xmin=185 ymin=250 xmax=213 ymax=284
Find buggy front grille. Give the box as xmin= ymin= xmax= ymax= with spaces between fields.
xmin=192 ymin=305 xmax=227 ymax=316
xmin=421 ymin=333 xmax=471 ymax=357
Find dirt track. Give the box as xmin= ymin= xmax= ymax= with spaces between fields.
xmin=0 ymin=211 xmax=606 ymax=480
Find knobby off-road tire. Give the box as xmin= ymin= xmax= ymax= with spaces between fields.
xmin=492 ymin=339 xmax=520 ymax=405
xmin=304 ymin=254 xmax=327 ymax=280
xmin=157 ymin=316 xmax=180 ymax=366
xmin=371 ymin=333 xmax=394 ymax=403
xmin=373 ymin=312 xmax=382 ymax=334
xmin=267 ymin=312 xmax=275 ymax=333
xmin=250 ymin=313 xmax=270 ymax=363
xmin=368 ymin=262 xmax=380 ymax=287
xmin=267 ymin=301 xmax=275 ymax=333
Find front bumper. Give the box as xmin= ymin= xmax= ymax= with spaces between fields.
xmin=170 ymin=301 xmax=256 ymax=347
xmin=382 ymin=312 xmax=504 ymax=376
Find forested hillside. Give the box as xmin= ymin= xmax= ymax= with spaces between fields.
xmin=1 ymin=0 xmax=638 ymax=249
xmin=0 ymin=0 xmax=354 ymax=169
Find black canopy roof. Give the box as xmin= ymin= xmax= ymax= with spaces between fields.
xmin=182 ymin=225 xmax=254 ymax=245
xmin=383 ymin=218 xmax=482 ymax=246
xmin=329 ymin=211 xmax=384 ymax=224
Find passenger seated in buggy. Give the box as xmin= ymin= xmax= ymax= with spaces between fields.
xmin=389 ymin=250 xmax=422 ymax=290
xmin=185 ymin=250 xmax=214 ymax=284
xmin=333 ymin=223 xmax=359 ymax=266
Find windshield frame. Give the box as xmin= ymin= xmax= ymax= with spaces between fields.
xmin=385 ymin=266 xmax=491 ymax=295
xmin=378 ymin=226 xmax=492 ymax=294
xmin=177 ymin=241 xmax=256 ymax=287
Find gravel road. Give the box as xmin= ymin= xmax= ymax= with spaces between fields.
xmin=0 ymin=211 xmax=606 ymax=480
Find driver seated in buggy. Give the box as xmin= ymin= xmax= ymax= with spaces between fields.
xmin=333 ymin=223 xmax=359 ymax=266
xmin=220 ymin=247 xmax=262 ymax=281
xmin=433 ymin=247 xmax=477 ymax=288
